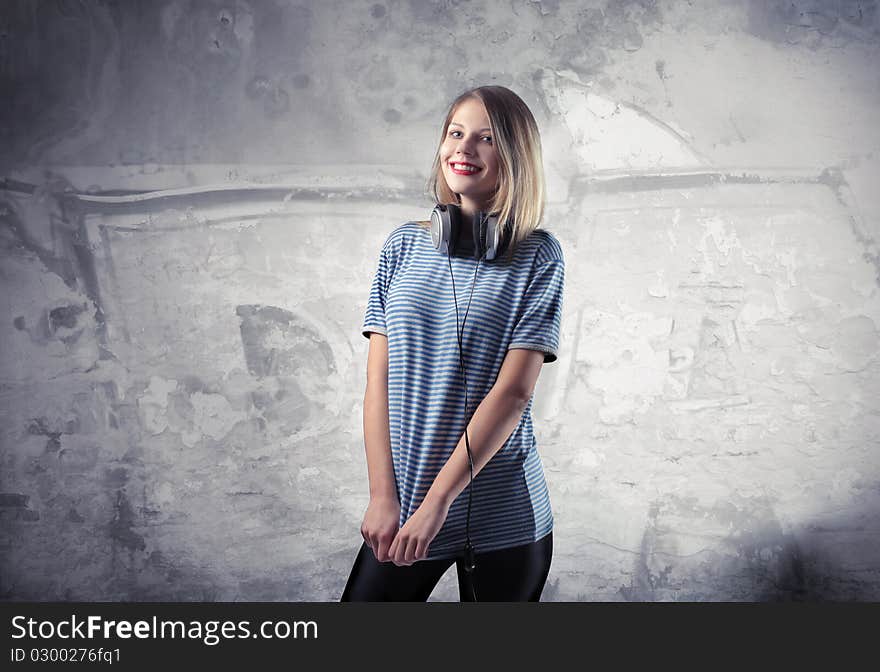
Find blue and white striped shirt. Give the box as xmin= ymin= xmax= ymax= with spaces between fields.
xmin=361 ymin=220 xmax=564 ymax=560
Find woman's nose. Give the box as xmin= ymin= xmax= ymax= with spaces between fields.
xmin=455 ymin=139 xmax=475 ymax=155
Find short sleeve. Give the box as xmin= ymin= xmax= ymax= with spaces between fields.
xmin=507 ymin=257 xmax=565 ymax=363
xmin=361 ymin=245 xmax=390 ymax=339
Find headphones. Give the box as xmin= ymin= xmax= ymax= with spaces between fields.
xmin=429 ymin=202 xmax=511 ymax=601
xmin=430 ymin=202 xmax=509 ymax=261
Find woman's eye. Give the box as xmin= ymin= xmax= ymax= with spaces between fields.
xmin=448 ymin=130 xmax=492 ymax=143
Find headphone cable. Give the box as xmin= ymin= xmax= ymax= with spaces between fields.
xmin=447 ymin=250 xmax=482 ymax=602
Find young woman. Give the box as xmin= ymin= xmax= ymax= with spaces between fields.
xmin=341 ymin=85 xmax=565 ymax=601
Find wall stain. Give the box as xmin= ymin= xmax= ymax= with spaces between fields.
xmin=109 ymin=490 xmax=146 ymax=552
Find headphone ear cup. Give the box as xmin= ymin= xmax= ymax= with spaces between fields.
xmin=473 ymin=211 xmax=484 ymax=260
xmin=483 ymin=213 xmax=503 ymax=261
xmin=431 ymin=203 xmax=461 ymax=256
xmin=447 ymin=203 xmax=463 ymax=257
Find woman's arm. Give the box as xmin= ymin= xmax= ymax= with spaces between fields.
xmin=423 ymin=348 xmax=547 ymax=508
xmin=362 ymin=332 xmax=397 ymax=501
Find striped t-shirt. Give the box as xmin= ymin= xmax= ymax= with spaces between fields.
xmin=361 ymin=220 xmax=565 ymax=560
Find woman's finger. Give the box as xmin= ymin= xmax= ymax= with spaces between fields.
xmin=377 ymin=533 xmax=393 ymax=563
xmin=404 ymin=537 xmax=417 ymax=565
xmin=395 ymin=538 xmax=406 ymax=565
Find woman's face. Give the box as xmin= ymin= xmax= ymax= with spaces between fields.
xmin=440 ymin=97 xmax=500 ymax=215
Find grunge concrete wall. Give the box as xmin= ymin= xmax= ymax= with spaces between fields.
xmin=1 ymin=0 xmax=879 ymax=601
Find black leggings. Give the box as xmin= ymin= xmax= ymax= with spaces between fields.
xmin=340 ymin=531 xmax=552 ymax=602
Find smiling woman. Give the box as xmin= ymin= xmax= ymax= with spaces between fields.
xmin=342 ymin=86 xmax=564 ymax=602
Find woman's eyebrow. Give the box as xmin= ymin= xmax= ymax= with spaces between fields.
xmin=449 ymin=122 xmax=491 ymax=132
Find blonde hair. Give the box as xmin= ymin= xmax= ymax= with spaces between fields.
xmin=417 ymin=85 xmax=546 ymax=262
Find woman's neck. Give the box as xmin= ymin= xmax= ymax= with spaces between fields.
xmin=457 ymin=195 xmax=491 ymax=218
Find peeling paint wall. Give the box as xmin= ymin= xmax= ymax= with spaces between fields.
xmin=1 ymin=0 xmax=879 ymax=601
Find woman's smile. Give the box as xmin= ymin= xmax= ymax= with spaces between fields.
xmin=449 ymin=162 xmax=482 ymax=175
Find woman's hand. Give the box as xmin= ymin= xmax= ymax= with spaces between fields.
xmin=360 ymin=495 xmax=401 ymax=563
xmin=388 ymin=496 xmax=450 ymax=566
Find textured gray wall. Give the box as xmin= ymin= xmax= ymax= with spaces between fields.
xmin=1 ymin=0 xmax=879 ymax=601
